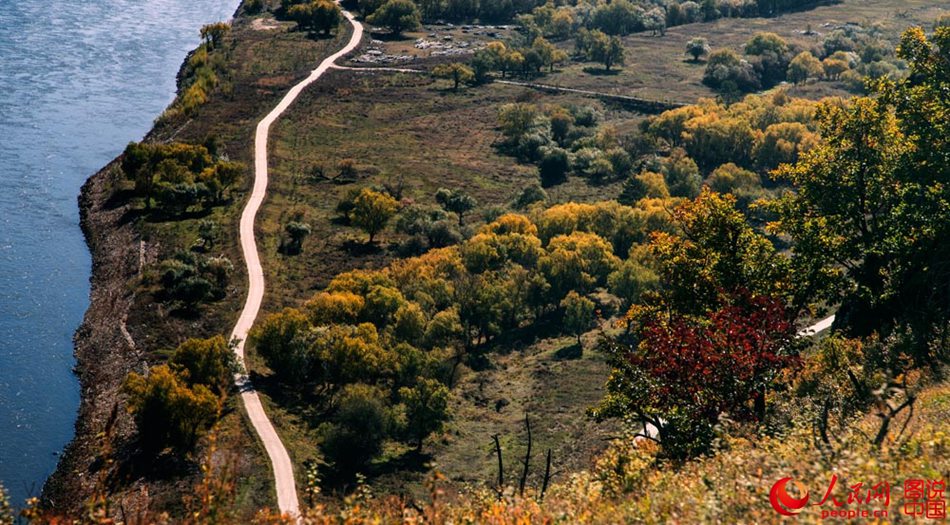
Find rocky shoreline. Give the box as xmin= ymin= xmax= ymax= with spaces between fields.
xmin=40 ymin=160 xmax=147 ymax=512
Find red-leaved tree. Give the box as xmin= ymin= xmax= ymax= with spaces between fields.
xmin=594 ymin=292 xmax=800 ymax=458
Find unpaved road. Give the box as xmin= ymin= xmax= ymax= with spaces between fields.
xmin=229 ymin=8 xmax=364 ymax=517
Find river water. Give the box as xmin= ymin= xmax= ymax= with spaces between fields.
xmin=0 ymin=0 xmax=239 ymax=506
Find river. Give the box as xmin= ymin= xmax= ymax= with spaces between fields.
xmin=0 ymin=0 xmax=240 ymax=506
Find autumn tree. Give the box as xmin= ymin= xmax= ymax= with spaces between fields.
xmin=124 ymin=365 xmax=219 ymax=455
xmin=398 ymin=377 xmax=450 ymax=450
xmin=350 ymin=188 xmax=399 ymax=242
xmin=649 ymin=189 xmax=798 ymax=315
xmin=532 ymin=36 xmax=568 ymax=72
xmin=432 ymin=62 xmax=474 ymax=90
xmin=593 ymin=293 xmax=800 ymax=458
xmin=200 ymin=22 xmax=230 ymax=49
xmin=539 ymin=231 xmax=619 ymax=299
xmin=287 ymin=0 xmax=342 ymax=35
xmin=588 ymin=30 xmax=625 ymax=71
xmin=561 ymin=291 xmax=595 ymax=346
xmin=367 ymin=0 xmax=420 ymax=36
xmin=787 ymin=51 xmax=823 ymax=84
xmin=168 ymin=336 xmax=236 ymax=395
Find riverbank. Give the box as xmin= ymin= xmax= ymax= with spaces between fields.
xmin=40 ymin=2 xmax=355 ymax=515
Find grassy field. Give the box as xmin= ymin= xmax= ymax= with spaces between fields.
xmin=537 ymin=0 xmax=947 ymax=103
xmin=358 ymin=0 xmax=943 ymax=105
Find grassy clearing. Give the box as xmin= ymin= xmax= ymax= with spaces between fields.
xmin=452 ymin=0 xmax=944 ymax=104
xmin=258 ymin=72 xmax=635 ymax=309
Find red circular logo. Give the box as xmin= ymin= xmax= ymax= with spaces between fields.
xmin=770 ymin=477 xmax=810 ymax=516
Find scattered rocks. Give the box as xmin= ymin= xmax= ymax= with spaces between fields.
xmin=353 ymin=44 xmax=415 ymax=64
xmin=414 ymin=37 xmax=476 ymax=57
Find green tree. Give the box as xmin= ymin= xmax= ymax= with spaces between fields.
xmin=435 ymin=187 xmax=477 ymax=227
xmin=703 ymin=49 xmax=760 ymax=93
xmin=250 ymin=308 xmax=314 ymax=387
xmin=561 ymin=291 xmax=596 ymax=346
xmin=367 ymin=0 xmax=421 ymax=36
xmin=321 ymin=384 xmax=393 ymax=475
xmin=432 ymin=62 xmax=474 ymax=90
xmin=770 ymin=27 xmax=950 ymax=346
xmin=284 ymin=221 xmax=312 ymax=255
xmin=196 ymin=219 xmax=219 ymax=251
xmin=538 ymin=147 xmax=571 ymax=187
xmin=685 ymin=37 xmax=710 ymax=62
xmin=513 ymin=183 xmax=547 ymax=209
xmin=588 ymin=30 xmax=625 ymax=71
xmin=351 ymin=188 xmax=399 ymax=242
xmin=398 ymin=378 xmax=450 ymax=450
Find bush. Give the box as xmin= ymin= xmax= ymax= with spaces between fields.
xmin=366 ymin=0 xmax=420 ymax=35
xmin=124 ymin=365 xmax=219 ymax=455
xmin=703 ymin=49 xmax=760 ymax=93
xmin=538 ymin=147 xmax=571 ymax=187
xmin=321 ymin=384 xmax=394 ymax=475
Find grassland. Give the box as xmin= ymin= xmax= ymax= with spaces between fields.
xmin=538 ymin=0 xmax=947 ymax=102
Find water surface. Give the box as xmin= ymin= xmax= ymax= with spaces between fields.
xmin=0 ymin=0 xmax=239 ymax=506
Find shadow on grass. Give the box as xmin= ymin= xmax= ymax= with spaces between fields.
xmin=342 ymin=238 xmax=383 ymax=255
xmin=369 ymin=31 xmax=414 ymax=42
xmin=582 ymin=67 xmax=621 ymax=76
xmin=553 ymin=342 xmax=583 ymax=361
xmin=249 ymin=369 xmax=331 ymax=425
xmin=103 ymin=188 xmax=138 ymax=210
xmin=369 ymin=448 xmax=433 ymax=478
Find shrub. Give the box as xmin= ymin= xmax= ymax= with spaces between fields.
xmin=321 ymin=384 xmax=394 ymax=475
xmin=124 ymin=365 xmax=219 ymax=455
xmin=398 ymin=378 xmax=450 ymax=450
xmin=703 ymin=49 xmax=760 ymax=93
xmin=366 ymin=0 xmax=420 ymax=36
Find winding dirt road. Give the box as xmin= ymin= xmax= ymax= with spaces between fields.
xmin=229 ymin=8 xmax=364 ymax=517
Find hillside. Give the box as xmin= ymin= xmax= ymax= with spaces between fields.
xmin=13 ymin=0 xmax=950 ymax=522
